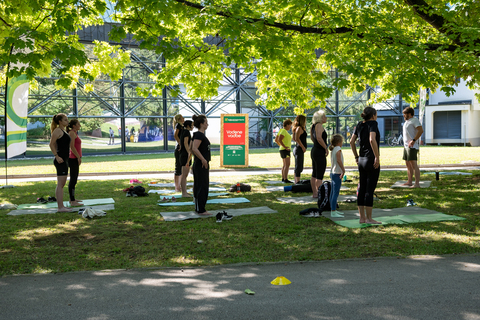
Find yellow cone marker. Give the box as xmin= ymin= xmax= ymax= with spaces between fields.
xmin=271 ymin=276 xmax=291 ymax=285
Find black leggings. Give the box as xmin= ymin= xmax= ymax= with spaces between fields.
xmin=193 ymin=161 xmax=209 ymax=213
xmin=357 ymin=157 xmax=380 ymax=207
xmin=68 ymin=158 xmax=80 ymax=201
xmin=293 ymin=146 xmax=304 ymax=178
xmin=311 ymin=146 xmax=326 ymax=180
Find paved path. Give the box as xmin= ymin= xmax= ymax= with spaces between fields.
xmin=1 ymin=254 xmax=479 ymax=320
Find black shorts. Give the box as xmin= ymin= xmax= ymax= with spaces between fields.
xmin=179 ymin=153 xmax=192 ymax=167
xmin=279 ymin=149 xmax=291 ymax=159
xmin=54 ymin=157 xmax=69 ymax=176
xmin=174 ymin=148 xmax=182 ymax=175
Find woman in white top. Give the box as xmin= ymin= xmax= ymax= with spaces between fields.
xmin=329 ymin=134 xmax=345 ymax=217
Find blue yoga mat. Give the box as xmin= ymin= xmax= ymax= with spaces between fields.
xmin=159 ymin=192 xmax=229 ymax=200
xmin=158 ymin=197 xmax=250 ymax=206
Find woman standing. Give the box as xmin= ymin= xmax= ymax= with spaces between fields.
xmin=173 ymin=114 xmax=184 ymax=192
xmin=179 ymin=120 xmax=194 ymax=197
xmin=310 ymin=110 xmax=329 ymax=198
xmin=275 ymin=119 xmax=293 ymax=183
xmin=49 ymin=113 xmax=71 ymax=212
xmin=350 ymin=107 xmax=381 ymax=225
xmin=68 ymin=119 xmax=83 ymax=207
xmin=191 ymin=115 xmax=211 ymax=216
xmin=292 ymin=115 xmax=307 ymax=184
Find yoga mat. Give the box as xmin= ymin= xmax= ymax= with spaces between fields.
xmin=265 ymin=180 xmax=288 ymax=185
xmin=158 ymin=192 xmax=229 ymax=200
xmin=322 ymin=207 xmax=465 ymax=228
xmin=423 ymin=171 xmax=472 ymax=176
xmin=160 ymin=206 xmax=278 ymax=221
xmin=148 ymin=189 xmax=177 ymax=194
xmin=7 ymin=204 xmax=116 ymax=216
xmin=148 ymin=182 xmax=221 ymax=187
xmin=17 ymin=198 xmax=115 ymax=210
xmin=391 ymin=181 xmax=432 ymax=188
xmin=277 ymin=194 xmax=362 ymax=204
xmin=158 ymin=197 xmax=250 ymax=206
xmin=187 ymin=187 xmax=227 ymax=192
xmin=267 ymin=185 xmax=349 ymax=192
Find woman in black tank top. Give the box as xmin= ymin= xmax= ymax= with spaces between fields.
xmin=310 ymin=110 xmax=329 ymax=198
xmin=292 ymin=115 xmax=307 ymax=183
xmin=49 ymin=113 xmax=72 ymax=213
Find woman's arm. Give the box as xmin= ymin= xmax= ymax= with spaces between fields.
xmin=277 ymin=134 xmax=290 ymax=150
xmin=174 ymin=128 xmax=181 ymax=150
xmin=192 ymin=139 xmax=208 ymax=168
xmin=69 ymin=131 xmax=82 ymax=164
xmin=350 ymin=133 xmax=359 ymax=164
xmin=49 ymin=129 xmax=64 ymax=163
xmin=369 ymin=132 xmax=380 ymax=169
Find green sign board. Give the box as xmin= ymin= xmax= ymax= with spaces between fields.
xmin=223 ymin=145 xmax=246 ymax=165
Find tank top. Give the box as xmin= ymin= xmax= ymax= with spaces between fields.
xmin=296 ymin=128 xmax=307 ymax=150
xmin=56 ymin=130 xmax=71 ymax=159
xmin=311 ymin=123 xmax=327 ymax=153
xmin=69 ymin=131 xmax=82 ymax=159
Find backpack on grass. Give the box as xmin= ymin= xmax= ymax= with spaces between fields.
xmin=317 ymin=180 xmax=337 ymax=212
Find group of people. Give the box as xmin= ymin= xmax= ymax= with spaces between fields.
xmin=173 ymin=114 xmax=212 ymax=216
xmin=49 ymin=113 xmax=83 ymax=212
xmin=276 ymin=106 xmax=423 ymax=224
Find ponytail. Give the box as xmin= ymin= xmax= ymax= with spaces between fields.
xmin=50 ymin=113 xmax=66 ymax=133
xmin=329 ymin=134 xmax=344 ymax=151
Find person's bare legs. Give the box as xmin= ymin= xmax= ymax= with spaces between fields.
xmin=295 ymin=175 xmax=300 ymax=184
xmin=56 ymin=176 xmax=71 ymax=212
xmin=312 ymin=178 xmax=322 ymax=198
xmin=181 ymin=166 xmax=191 ymax=197
xmin=402 ymin=161 xmax=413 ymax=186
xmin=365 ymin=206 xmax=381 ymax=224
xmin=282 ymin=157 xmax=290 ymax=181
xmin=311 ymin=177 xmax=317 ymax=197
xmin=411 ymin=160 xmax=421 ymax=188
xmin=197 ymin=211 xmax=212 ymax=216
xmin=174 ymin=174 xmax=181 ymax=192
xmin=358 ymin=205 xmax=366 ymax=223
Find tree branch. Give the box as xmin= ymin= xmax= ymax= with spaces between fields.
xmin=0 ymin=16 xmax=12 ymax=27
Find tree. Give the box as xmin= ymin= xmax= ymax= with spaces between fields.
xmin=109 ymin=0 xmax=480 ymax=112
xmin=0 ymin=0 xmax=130 ymax=90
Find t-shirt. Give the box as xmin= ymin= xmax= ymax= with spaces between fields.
xmin=330 ymin=146 xmax=344 ymax=174
xmin=277 ymin=128 xmax=291 ymax=150
xmin=403 ymin=117 xmax=422 ymax=149
xmin=353 ymin=120 xmax=380 ymax=158
xmin=109 ymin=129 xmax=114 ymax=137
xmin=179 ymin=129 xmax=191 ymax=156
xmin=193 ymin=131 xmax=211 ymax=162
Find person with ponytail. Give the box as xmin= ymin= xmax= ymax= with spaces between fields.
xmin=173 ymin=114 xmax=185 ymax=192
xmin=67 ymin=119 xmax=83 ymax=207
xmin=48 ymin=113 xmax=72 ymax=212
xmin=179 ymin=120 xmax=194 ymax=197
xmin=350 ymin=106 xmax=382 ymax=224
xmin=329 ymin=134 xmax=345 ymax=217
xmin=310 ymin=109 xmax=329 ymax=198
xmin=292 ymin=115 xmax=307 ymax=184
xmin=191 ymin=114 xmax=211 ymax=216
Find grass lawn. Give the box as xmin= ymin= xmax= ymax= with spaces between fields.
xmin=0 ymin=146 xmax=479 ymax=176
xmin=0 ymin=170 xmax=479 ymax=275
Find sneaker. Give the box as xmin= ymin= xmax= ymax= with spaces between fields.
xmin=36 ymin=197 xmax=48 ymax=204
xmin=47 ymin=196 xmax=56 ymax=202
xmin=171 ymin=196 xmax=176 ymax=202
xmin=216 ymin=212 xmax=223 ymax=223
xmin=407 ymin=199 xmax=417 ymax=206
xmin=126 ymin=192 xmax=132 ymax=197
xmin=331 ymin=210 xmax=344 ymax=218
xmin=222 ymin=211 xmax=233 ymax=220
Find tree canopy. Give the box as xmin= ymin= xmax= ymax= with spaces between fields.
xmin=2 ymin=0 xmax=480 ymax=113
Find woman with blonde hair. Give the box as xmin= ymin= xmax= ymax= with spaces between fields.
xmin=173 ymin=114 xmax=184 ymax=191
xmin=292 ymin=115 xmax=307 ymax=184
xmin=310 ymin=109 xmax=329 ymax=198
xmin=275 ymin=119 xmax=293 ymax=183
xmin=49 ymin=113 xmax=72 ymax=212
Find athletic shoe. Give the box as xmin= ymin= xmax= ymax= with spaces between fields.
xmin=47 ymin=196 xmax=57 ymax=202
xmin=407 ymin=199 xmax=417 ymax=206
xmin=36 ymin=197 xmax=48 ymax=204
xmin=216 ymin=212 xmax=223 ymax=223
xmin=171 ymin=196 xmax=176 ymax=202
xmin=222 ymin=211 xmax=233 ymax=220
xmin=126 ymin=191 xmax=132 ymax=197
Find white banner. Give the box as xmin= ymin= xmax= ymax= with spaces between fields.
xmin=6 ymin=37 xmax=31 ymax=159
xmin=6 ymin=74 xmax=29 ymax=158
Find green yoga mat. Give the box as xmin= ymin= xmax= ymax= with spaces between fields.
xmin=333 ymin=213 xmax=466 ymax=229
xmin=17 ymin=198 xmax=115 ymax=209
xmin=158 ymin=197 xmax=250 ymax=206
xmin=159 ymin=192 xmax=229 ymax=200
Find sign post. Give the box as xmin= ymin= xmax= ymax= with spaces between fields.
xmin=220 ymin=114 xmax=249 ymax=167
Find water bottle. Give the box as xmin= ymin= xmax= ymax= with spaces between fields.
xmin=236 ymin=182 xmax=240 ymax=193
